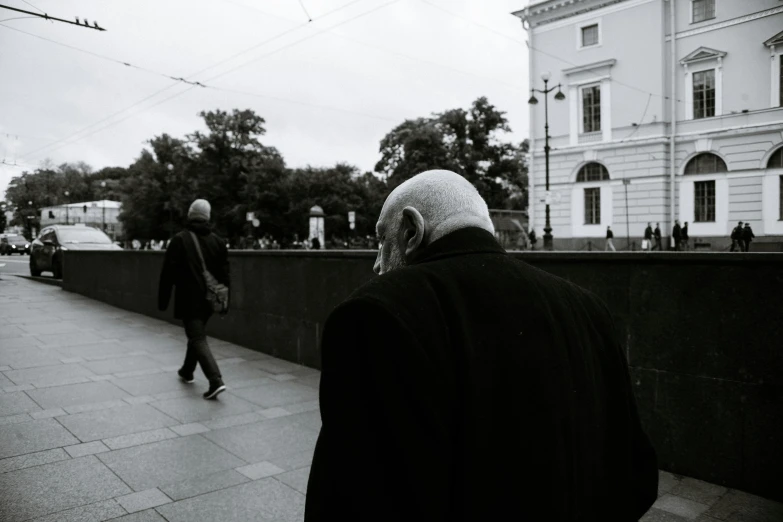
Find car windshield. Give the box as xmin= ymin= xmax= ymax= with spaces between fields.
xmin=57 ymin=228 xmax=112 ymax=244
xmin=8 ymin=237 xmax=28 ymax=245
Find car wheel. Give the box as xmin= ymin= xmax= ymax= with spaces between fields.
xmin=30 ymin=259 xmax=42 ymax=277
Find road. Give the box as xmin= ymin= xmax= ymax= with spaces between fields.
xmin=0 ymin=254 xmax=56 ymax=279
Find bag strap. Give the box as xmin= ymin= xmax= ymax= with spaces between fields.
xmin=188 ymin=231 xmax=207 ymax=272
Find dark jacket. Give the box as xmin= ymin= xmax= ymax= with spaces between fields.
xmin=731 ymin=226 xmax=741 ymax=240
xmin=157 ymin=220 xmax=230 ymax=320
xmin=654 ymin=226 xmax=661 ymax=239
xmin=644 ymin=227 xmax=653 ymax=240
xmin=673 ymin=224 xmax=681 ymax=240
xmin=305 ymin=227 xmax=658 ymax=522
xmin=606 ymin=228 xmax=614 ymax=239
xmin=742 ymin=226 xmax=755 ymax=242
xmin=682 ymin=225 xmax=689 ymax=240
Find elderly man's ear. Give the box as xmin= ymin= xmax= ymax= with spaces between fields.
xmin=401 ymin=206 xmax=426 ymax=257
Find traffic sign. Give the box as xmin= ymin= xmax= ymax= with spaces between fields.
xmin=252 ymin=218 xmax=260 ymax=227
xmin=348 ymin=211 xmax=355 ymax=223
xmin=246 ymin=212 xmax=255 ymax=222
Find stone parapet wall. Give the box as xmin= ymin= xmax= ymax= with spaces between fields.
xmin=62 ymin=250 xmax=783 ymax=502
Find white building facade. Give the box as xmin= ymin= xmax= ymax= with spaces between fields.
xmin=515 ymin=0 xmax=783 ymax=250
xmin=39 ymin=200 xmax=123 ymax=239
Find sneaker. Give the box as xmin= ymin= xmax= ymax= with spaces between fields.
xmin=178 ymin=368 xmax=194 ymax=384
xmin=203 ymin=382 xmax=226 ymax=400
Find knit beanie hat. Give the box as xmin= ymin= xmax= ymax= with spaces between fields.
xmin=188 ymin=199 xmax=211 ymax=221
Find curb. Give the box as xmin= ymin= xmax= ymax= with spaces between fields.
xmin=14 ymin=275 xmax=63 ymax=288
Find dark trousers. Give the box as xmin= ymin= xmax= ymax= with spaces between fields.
xmin=744 ymin=241 xmax=751 ymax=252
xmin=730 ymin=239 xmax=739 ymax=252
xmin=182 ymin=315 xmax=222 ymax=384
xmin=653 ymin=238 xmax=662 ymax=250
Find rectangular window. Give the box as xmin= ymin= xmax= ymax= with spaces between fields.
xmin=694 ymin=180 xmax=716 ymax=222
xmin=692 ymin=0 xmax=715 ymax=23
xmin=584 ymin=188 xmax=601 ymax=225
xmin=693 ymin=70 xmax=715 ymax=119
xmin=582 ymin=85 xmax=601 ymax=133
xmin=581 ymin=24 xmax=599 ymax=47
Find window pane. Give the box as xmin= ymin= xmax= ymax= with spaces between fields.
xmin=694 ymin=180 xmax=716 ymax=222
xmin=582 ymin=24 xmax=598 ymax=47
xmin=693 ymin=70 xmax=715 ymax=119
xmin=693 ymin=0 xmax=715 ymax=23
xmin=584 ymin=188 xmax=600 ymax=224
xmin=582 ymin=85 xmax=601 ymax=133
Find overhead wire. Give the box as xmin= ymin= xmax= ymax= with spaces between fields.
xmin=17 ymin=0 xmax=400 ymax=160
xmin=220 ymin=0 xmax=525 ymax=92
xmin=297 ymin=0 xmax=313 ymax=22
xmin=19 ymin=0 xmax=44 ymax=15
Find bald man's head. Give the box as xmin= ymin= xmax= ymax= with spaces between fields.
xmin=373 ymin=170 xmax=494 ymax=275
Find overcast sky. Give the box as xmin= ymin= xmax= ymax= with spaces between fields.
xmin=0 ymin=0 xmax=530 ymax=200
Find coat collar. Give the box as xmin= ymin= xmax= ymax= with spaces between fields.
xmin=409 ymin=227 xmax=506 ymax=266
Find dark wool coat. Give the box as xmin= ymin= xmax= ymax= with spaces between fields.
xmin=682 ymin=225 xmax=689 ymax=240
xmin=644 ymin=226 xmax=653 ymax=240
xmin=305 ymin=227 xmax=658 ymax=522
xmin=742 ymin=226 xmax=755 ymax=242
xmin=673 ymin=224 xmax=682 ymax=240
xmin=654 ymin=226 xmax=662 ymax=239
xmin=157 ymin=220 xmax=230 ymax=320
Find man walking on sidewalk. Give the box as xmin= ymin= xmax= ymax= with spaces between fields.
xmin=672 ymin=220 xmax=682 ymax=251
xmin=158 ymin=199 xmax=229 ymax=400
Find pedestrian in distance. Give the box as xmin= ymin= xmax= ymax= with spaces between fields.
xmin=528 ymin=228 xmax=537 ymax=250
xmin=305 ymin=170 xmax=659 ymax=522
xmin=158 ymin=199 xmax=229 ymax=400
xmin=653 ymin=223 xmax=662 ymax=251
xmin=672 ymin=220 xmax=682 ymax=251
xmin=311 ymin=236 xmax=321 ymax=250
xmin=742 ymin=222 xmax=755 ymax=252
xmin=681 ymin=222 xmax=690 ymax=251
xmin=730 ymin=221 xmax=743 ymax=252
xmin=605 ymin=226 xmax=616 ymax=251
xmin=643 ymin=223 xmax=653 ymax=251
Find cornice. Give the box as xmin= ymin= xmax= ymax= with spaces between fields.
xmin=514 ymin=0 xmax=627 ymax=26
xmin=666 ymin=6 xmax=783 ymax=41
xmin=563 ymin=58 xmax=617 ymax=75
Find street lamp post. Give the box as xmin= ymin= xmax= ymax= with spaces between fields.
xmin=528 ymin=72 xmax=565 ymax=251
xmin=64 ymin=191 xmax=70 ymax=225
xmin=100 ymin=181 xmax=107 ymax=234
xmin=166 ymin=164 xmax=174 ymax=239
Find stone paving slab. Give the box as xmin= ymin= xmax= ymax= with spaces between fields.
xmin=0 ymin=391 xmax=43 ymax=417
xmin=0 ymin=418 xmax=79 ymax=459
xmin=82 ymin=355 xmax=163 ymax=375
xmin=202 ymin=415 xmax=320 ymax=464
xmin=229 ymin=381 xmax=318 ymax=409
xmin=29 ymin=499 xmax=127 ymax=522
xmin=98 ymin=434 xmax=246 ymax=491
xmin=3 ymin=363 xmax=96 ymax=387
xmin=0 ymin=455 xmax=132 ymax=521
xmin=58 ymin=403 xmax=179 ymax=442
xmin=159 ymin=469 xmax=251 ymax=501
xmin=151 ymin=393 xmax=259 ymax=423
xmin=155 ymin=478 xmax=306 ymax=522
xmin=25 ymin=380 xmax=130 ymax=410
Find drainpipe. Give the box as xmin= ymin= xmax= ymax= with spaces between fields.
xmin=669 ymin=0 xmax=677 ymax=249
xmin=525 ymin=7 xmax=536 ymax=236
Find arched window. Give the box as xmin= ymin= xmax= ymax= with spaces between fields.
xmin=767 ymin=146 xmax=783 ymax=169
xmin=575 ymin=163 xmax=609 ymax=225
xmin=684 ymin=153 xmax=727 ymax=174
xmin=576 ymin=162 xmax=610 ymax=182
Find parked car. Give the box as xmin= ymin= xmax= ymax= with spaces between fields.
xmin=1 ymin=235 xmax=31 ymax=255
xmin=30 ymin=225 xmax=121 ymax=279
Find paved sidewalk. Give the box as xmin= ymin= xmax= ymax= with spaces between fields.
xmin=1 ymin=277 xmax=782 ymax=522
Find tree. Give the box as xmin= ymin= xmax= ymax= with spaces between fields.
xmin=375 ymin=97 xmax=528 ymax=210
xmin=0 ymin=201 xmax=7 ymax=233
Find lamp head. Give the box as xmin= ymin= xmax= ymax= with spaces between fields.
xmin=554 ymin=88 xmax=565 ymax=101
xmin=528 ymin=93 xmax=539 ymax=105
xmin=540 ymin=71 xmax=551 ymax=82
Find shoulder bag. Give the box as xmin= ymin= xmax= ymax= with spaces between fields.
xmin=188 ymin=232 xmax=229 ymax=314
